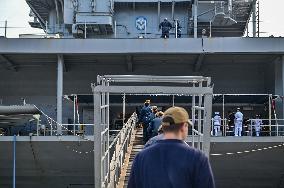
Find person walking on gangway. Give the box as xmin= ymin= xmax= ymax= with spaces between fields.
xmin=213 ymin=112 xmax=221 ymax=136
xmin=128 ymin=106 xmax=215 ymax=188
xmin=138 ymin=100 xmax=152 ymax=143
xmin=234 ymin=108 xmax=243 ymax=136
xmin=147 ymin=111 xmax=164 ymax=139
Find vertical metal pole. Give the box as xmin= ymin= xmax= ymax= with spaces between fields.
xmin=101 ymin=80 xmax=106 ymax=185
xmin=54 ymin=0 xmax=60 ymax=25
xmin=209 ymin=21 xmax=212 ymax=38
xmin=85 ymin=21 xmax=87 ymax=39
xmin=36 ymin=118 xmax=39 ymax=136
xmin=228 ymin=0 xmax=232 ymax=15
xmin=211 ymin=118 xmax=213 ymax=136
xmin=106 ymin=81 xmax=110 ymax=185
xmin=203 ymin=94 xmax=212 ymax=157
xmin=45 ymin=21 xmax=48 ymax=36
xmin=197 ymin=82 xmax=202 ymax=149
xmin=192 ymin=83 xmax=196 ymax=124
xmin=13 ymin=135 xmax=16 ymax=188
xmin=222 ymin=94 xmax=225 ymax=136
xmin=252 ymin=0 xmax=256 ymax=37
xmin=257 ymin=1 xmax=260 ymax=37
xmin=144 ymin=20 xmax=147 ymax=38
xmin=192 ymin=130 xmax=195 ymax=148
xmin=276 ymin=115 xmax=279 ymax=136
xmin=4 ymin=20 xmax=7 ymax=38
xmin=57 ymin=54 xmax=63 ymax=135
xmin=192 ymin=84 xmax=196 ymax=148
xmin=123 ymin=93 xmax=126 ymax=125
xmin=246 ymin=21 xmax=249 ymax=37
xmin=224 ymin=118 xmax=227 ymax=136
xmin=172 ymin=95 xmax=175 ymax=107
xmin=269 ymin=94 xmax=272 ymax=129
xmin=114 ymin=20 xmax=117 ymax=38
xmin=93 ymin=91 xmax=102 ymax=188
xmin=175 ymin=20 xmax=178 ymax=38
xmin=250 ymin=119 xmax=253 ymax=136
xmin=193 ymin=0 xmax=198 ymax=38
xmin=158 ymin=1 xmax=161 ymax=27
xmin=171 ymin=1 xmax=175 ymax=20
xmin=73 ymin=95 xmax=76 ymax=135
xmin=51 ymin=120 xmax=53 ymax=136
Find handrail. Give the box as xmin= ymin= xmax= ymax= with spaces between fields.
xmin=106 ymin=112 xmax=137 ymax=187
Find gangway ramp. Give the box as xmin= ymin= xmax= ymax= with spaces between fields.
xmin=118 ymin=128 xmax=143 ymax=188
xmin=92 ymin=75 xmax=213 ymax=188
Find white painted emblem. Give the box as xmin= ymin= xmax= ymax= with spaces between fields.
xmin=135 ymin=17 xmax=147 ymax=30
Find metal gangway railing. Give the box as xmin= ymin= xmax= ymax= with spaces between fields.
xmin=105 ymin=113 xmax=137 ymax=188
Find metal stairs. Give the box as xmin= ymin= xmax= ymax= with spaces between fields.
xmin=118 ymin=128 xmax=144 ymax=188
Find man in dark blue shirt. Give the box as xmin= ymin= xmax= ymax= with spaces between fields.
xmin=128 ymin=106 xmax=215 ymax=188
xmin=147 ymin=111 xmax=163 ymax=138
xmin=138 ymin=100 xmax=152 ymax=143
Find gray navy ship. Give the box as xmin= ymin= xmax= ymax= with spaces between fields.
xmin=0 ymin=0 xmax=284 ymax=187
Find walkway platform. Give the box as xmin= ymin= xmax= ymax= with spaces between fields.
xmin=118 ymin=128 xmax=144 ymax=188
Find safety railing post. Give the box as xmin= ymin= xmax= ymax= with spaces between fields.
xmin=93 ymin=91 xmax=102 ymax=188
xmin=192 ymin=83 xmax=196 ymax=146
xmin=224 ymin=118 xmax=227 ymax=136
xmin=211 ymin=118 xmax=213 ymax=136
xmin=13 ymin=135 xmax=16 ymax=188
xmin=73 ymin=95 xmax=76 ymax=136
xmin=269 ymin=94 xmax=272 ymax=129
xmin=250 ymin=119 xmax=253 ymax=136
xmin=36 ymin=118 xmax=39 ymax=136
xmin=123 ymin=93 xmax=126 ymax=126
xmin=203 ymin=93 xmax=212 ymax=157
xmin=50 ymin=120 xmax=53 ymax=136
xmin=222 ymin=94 xmax=225 ymax=130
xmin=277 ymin=123 xmax=279 ymax=136
xmin=197 ymin=81 xmax=202 ymax=149
xmin=192 ymin=130 xmax=195 ymax=148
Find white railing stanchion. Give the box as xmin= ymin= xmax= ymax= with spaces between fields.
xmin=51 ymin=120 xmax=53 ymax=136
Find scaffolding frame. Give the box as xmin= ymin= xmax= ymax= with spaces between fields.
xmin=91 ymin=75 xmax=213 ymax=188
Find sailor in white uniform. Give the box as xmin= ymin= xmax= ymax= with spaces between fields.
xmin=253 ymin=115 xmax=262 ymax=137
xmin=213 ymin=112 xmax=221 ymax=136
xmin=234 ymin=108 xmax=243 ymax=136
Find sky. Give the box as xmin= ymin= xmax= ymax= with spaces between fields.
xmin=0 ymin=0 xmax=284 ymax=38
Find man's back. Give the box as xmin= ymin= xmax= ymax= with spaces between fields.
xmin=148 ymin=117 xmax=162 ymax=136
xmin=159 ymin=21 xmax=172 ymax=30
xmin=139 ymin=106 xmax=152 ymax=124
xmin=128 ymin=139 xmax=215 ymax=188
xmin=213 ymin=115 xmax=221 ymax=125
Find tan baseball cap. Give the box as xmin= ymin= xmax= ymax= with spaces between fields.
xmin=162 ymin=106 xmax=192 ymax=126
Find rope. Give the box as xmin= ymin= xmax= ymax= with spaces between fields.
xmin=211 ymin=143 xmax=284 ymax=156
xmin=34 ymin=105 xmax=90 ymax=139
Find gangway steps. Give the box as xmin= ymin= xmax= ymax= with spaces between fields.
xmin=118 ymin=128 xmax=144 ymax=188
